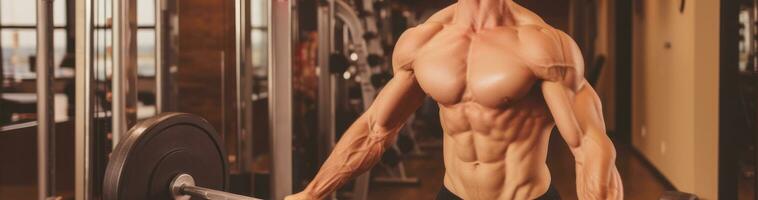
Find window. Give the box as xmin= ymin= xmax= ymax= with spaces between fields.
xmin=1 ymin=0 xmax=68 ymax=80
xmin=137 ymin=0 xmax=156 ymax=77
xmin=1 ymin=0 xmax=70 ymax=126
xmin=250 ymin=0 xmax=268 ymax=93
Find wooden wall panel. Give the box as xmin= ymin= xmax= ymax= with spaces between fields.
xmin=176 ymin=0 xmax=237 ymax=132
xmin=177 ymin=0 xmax=239 ymax=167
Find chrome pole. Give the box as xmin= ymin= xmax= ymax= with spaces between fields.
xmin=112 ymin=0 xmax=137 ymax=144
xmin=170 ymin=174 xmax=263 ymax=200
xmin=155 ymin=0 xmax=165 ymax=113
xmin=316 ymin=1 xmax=335 ymax=166
xmin=75 ymin=0 xmax=94 ymax=198
xmin=234 ymin=0 xmax=246 ymax=174
xmin=236 ymin=0 xmax=255 ymax=179
xmin=269 ymin=0 xmax=293 ymax=198
xmin=316 ymin=4 xmax=338 ymax=199
xmin=36 ymin=0 xmax=55 ymax=199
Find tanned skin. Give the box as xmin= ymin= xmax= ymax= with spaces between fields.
xmin=286 ymin=0 xmax=623 ymax=199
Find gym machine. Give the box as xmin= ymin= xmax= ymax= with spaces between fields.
xmin=316 ymin=0 xmax=425 ymax=198
xmin=74 ymin=0 xmax=181 ymax=199
xmin=317 ymin=0 xmax=375 ymax=198
xmin=69 ymin=0 xmax=423 ymax=199
xmin=358 ymin=0 xmax=422 ymax=185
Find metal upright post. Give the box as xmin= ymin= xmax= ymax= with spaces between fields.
xmin=235 ymin=0 xmax=252 ymax=176
xmin=36 ymin=0 xmax=55 ymax=199
xmin=237 ymin=0 xmax=256 ymax=194
xmin=75 ymin=0 xmax=94 ymax=199
xmin=155 ymin=0 xmax=165 ymax=113
xmin=316 ymin=0 xmax=335 ymax=168
xmin=269 ymin=0 xmax=293 ymax=199
xmin=112 ymin=0 xmax=138 ymax=144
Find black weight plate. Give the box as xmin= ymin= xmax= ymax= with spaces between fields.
xmin=103 ymin=113 xmax=228 ymax=200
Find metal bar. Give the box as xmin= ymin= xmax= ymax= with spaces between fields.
xmin=36 ymin=0 xmax=55 ymax=199
xmin=316 ymin=5 xmax=341 ymax=198
xmin=155 ymin=0 xmax=164 ymax=113
xmin=112 ymin=0 xmax=124 ymax=144
xmin=234 ymin=0 xmax=246 ymax=174
xmin=243 ymin=0 xmax=254 ymax=181
xmin=0 ymin=25 xmax=68 ymax=29
xmin=171 ymin=174 xmax=262 ymax=200
xmin=112 ymin=0 xmax=138 ymax=144
xmin=182 ymin=185 xmax=262 ymax=200
xmin=316 ymin=1 xmax=334 ymax=166
xmin=237 ymin=0 xmax=255 ymax=181
xmin=269 ymin=0 xmax=293 ymax=199
xmin=241 ymin=0 xmax=257 ymax=194
xmin=88 ymin=25 xmax=156 ymax=29
xmin=75 ymin=0 xmax=94 ymax=198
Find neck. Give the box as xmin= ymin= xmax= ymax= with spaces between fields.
xmin=454 ymin=0 xmax=516 ymax=31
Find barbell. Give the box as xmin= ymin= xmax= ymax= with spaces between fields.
xmin=103 ymin=112 xmax=264 ymax=200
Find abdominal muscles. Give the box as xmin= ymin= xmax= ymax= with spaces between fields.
xmin=439 ymin=94 xmax=556 ymax=200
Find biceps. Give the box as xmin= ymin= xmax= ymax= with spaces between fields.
xmin=542 ymin=80 xmax=605 ymax=148
xmin=572 ymin=83 xmax=606 ymax=134
xmin=367 ymin=71 xmax=426 ymax=134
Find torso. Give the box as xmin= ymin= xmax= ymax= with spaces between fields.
xmin=409 ymin=15 xmax=569 ymax=200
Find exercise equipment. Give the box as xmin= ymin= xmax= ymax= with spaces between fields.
xmin=103 ymin=113 xmax=264 ymax=200
xmin=329 ymin=53 xmax=351 ymax=74
xmin=659 ymin=191 xmax=698 ymax=200
xmin=317 ymin=0 xmax=388 ymax=198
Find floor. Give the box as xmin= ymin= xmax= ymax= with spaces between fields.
xmin=368 ymin=132 xmax=672 ymax=200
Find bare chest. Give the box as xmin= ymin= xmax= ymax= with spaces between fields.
xmin=412 ymin=25 xmax=562 ymax=108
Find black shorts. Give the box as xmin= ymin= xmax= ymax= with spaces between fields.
xmin=436 ymin=185 xmax=561 ymax=200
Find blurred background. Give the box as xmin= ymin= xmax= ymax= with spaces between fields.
xmin=0 ymin=0 xmax=755 ymax=199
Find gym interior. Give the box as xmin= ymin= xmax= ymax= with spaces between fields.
xmin=0 ymin=0 xmax=755 ymax=199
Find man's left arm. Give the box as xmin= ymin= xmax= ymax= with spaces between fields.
xmin=541 ymin=30 xmax=623 ymax=200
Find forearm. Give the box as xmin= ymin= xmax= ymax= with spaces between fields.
xmin=573 ymin=132 xmax=622 ymax=200
xmin=302 ymin=114 xmax=397 ymax=199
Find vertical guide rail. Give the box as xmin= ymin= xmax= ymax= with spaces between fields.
xmin=112 ymin=0 xmax=137 ymax=144
xmin=269 ymin=0 xmax=293 ymax=199
xmin=155 ymin=0 xmax=165 ymax=113
xmin=36 ymin=0 xmax=55 ymax=199
xmin=234 ymin=0 xmax=243 ymax=174
xmin=235 ymin=0 xmax=252 ymax=176
xmin=239 ymin=0 xmax=256 ymax=193
xmin=75 ymin=0 xmax=94 ymax=198
xmin=316 ymin=0 xmax=334 ymax=168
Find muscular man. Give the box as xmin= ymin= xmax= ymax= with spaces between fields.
xmin=287 ymin=0 xmax=623 ymax=199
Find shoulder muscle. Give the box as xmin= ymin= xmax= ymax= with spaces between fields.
xmin=392 ymin=23 xmax=444 ymax=72
xmin=536 ymin=29 xmax=586 ymax=91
